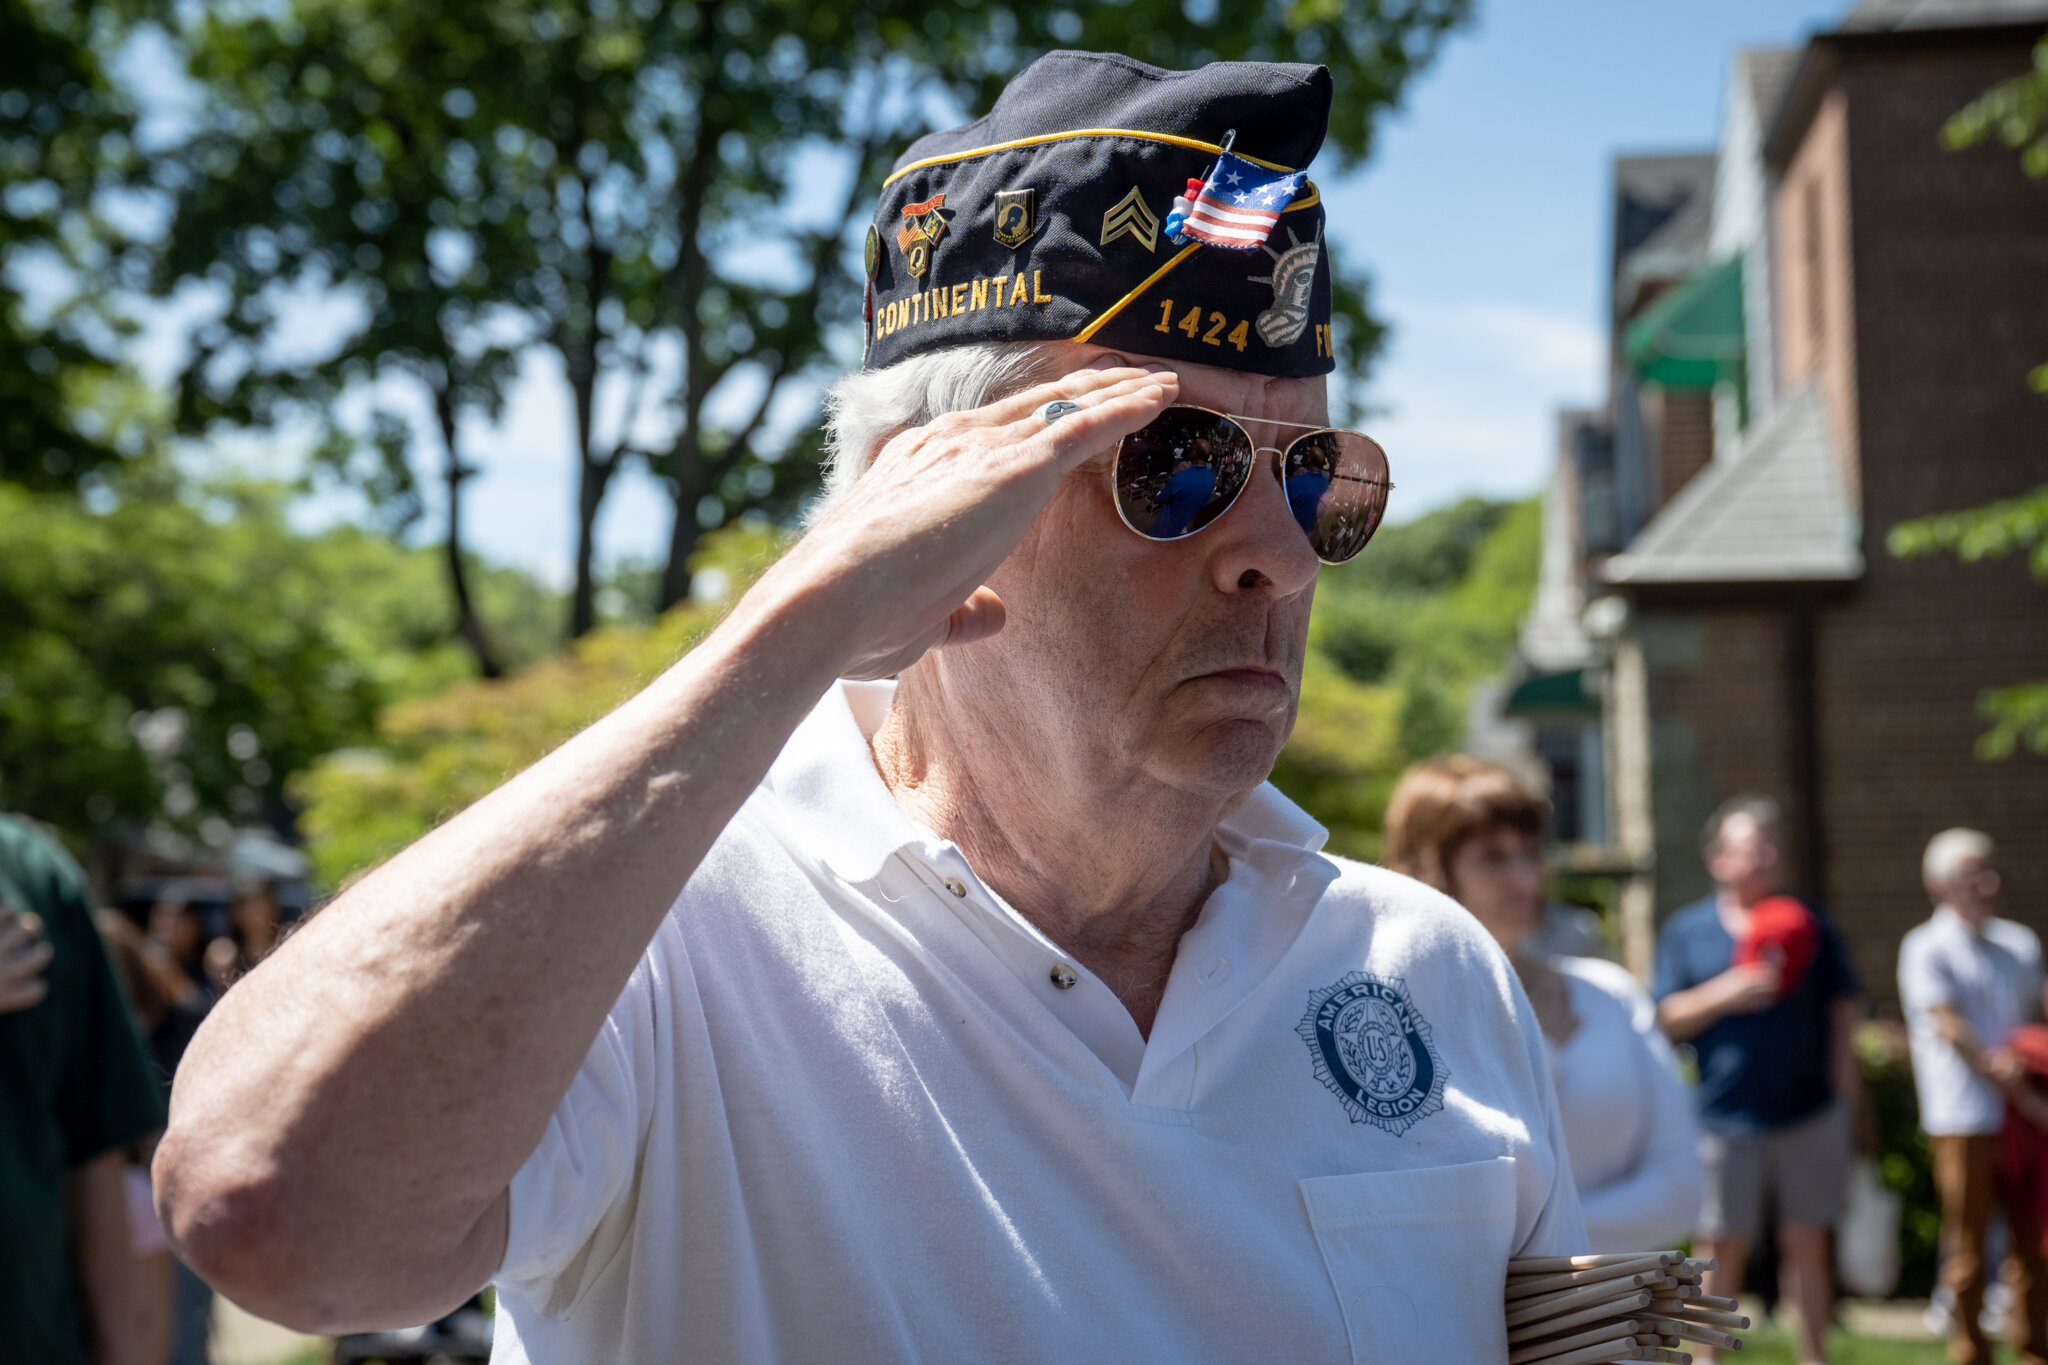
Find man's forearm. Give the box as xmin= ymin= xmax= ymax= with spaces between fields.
xmin=156 ymin=568 xmax=854 ymax=1332
xmin=154 ymin=361 xmax=1176 ymax=1333
xmin=1656 ymin=982 xmax=1725 ymax=1042
xmin=1930 ymin=1004 xmax=1989 ymax=1071
xmin=69 ymin=1151 xmax=172 ymax=1365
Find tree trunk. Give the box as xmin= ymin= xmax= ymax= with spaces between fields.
xmin=659 ymin=441 xmax=706 ymax=610
xmin=569 ymin=452 xmax=619 ymax=637
xmin=564 ymin=186 xmax=614 ymax=639
xmin=655 ymin=98 xmax=730 ymax=613
xmin=655 ymin=94 xmax=889 ymax=609
xmin=435 ymin=383 xmax=501 ymax=679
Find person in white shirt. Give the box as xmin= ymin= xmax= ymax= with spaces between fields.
xmin=1385 ymin=756 xmax=1700 ymax=1252
xmin=1899 ymin=827 xmax=2048 ymax=1365
xmin=153 ymin=53 xmax=1585 ymax=1364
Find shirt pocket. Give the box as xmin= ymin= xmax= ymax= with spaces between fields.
xmin=1300 ymin=1157 xmax=1517 ymax=1364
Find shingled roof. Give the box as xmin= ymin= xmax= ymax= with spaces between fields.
xmin=1612 ymin=154 xmax=1716 ymax=311
xmin=1840 ymin=0 xmax=2048 ymax=30
xmin=1738 ymin=48 xmax=1801 ymax=132
xmin=1600 ymin=386 xmax=1863 ymax=587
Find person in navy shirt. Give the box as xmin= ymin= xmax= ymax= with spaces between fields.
xmin=1655 ymin=796 xmax=1861 ymax=1365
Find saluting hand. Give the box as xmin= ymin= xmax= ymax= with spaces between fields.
xmin=762 ymin=361 xmax=1178 ymax=682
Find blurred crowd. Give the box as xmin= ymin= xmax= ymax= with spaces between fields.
xmin=0 ymin=771 xmax=2038 ymax=1365
xmin=1385 ymin=760 xmax=2044 ymax=1365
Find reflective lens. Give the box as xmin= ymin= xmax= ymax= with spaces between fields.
xmin=1112 ymin=407 xmax=1256 ymax=541
xmin=1282 ymin=429 xmax=1391 ymax=564
xmin=1112 ymin=406 xmax=1393 ymax=564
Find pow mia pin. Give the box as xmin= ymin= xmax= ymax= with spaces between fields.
xmin=896 ymin=193 xmax=949 ymax=279
xmin=993 ymin=188 xmax=1036 ymax=250
xmin=1297 ymin=971 xmax=1447 ymax=1135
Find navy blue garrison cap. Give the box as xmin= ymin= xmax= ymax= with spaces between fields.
xmin=862 ymin=51 xmax=1335 ymax=378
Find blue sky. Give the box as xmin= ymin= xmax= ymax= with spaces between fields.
xmin=172 ymin=0 xmax=1854 ymax=587
xmin=1321 ymin=0 xmax=1849 ymax=522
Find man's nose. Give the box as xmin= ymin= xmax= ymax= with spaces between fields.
xmin=1208 ymin=449 xmax=1320 ymax=596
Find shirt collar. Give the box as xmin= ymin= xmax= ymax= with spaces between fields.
xmin=760 ymin=679 xmax=922 ymax=883
xmin=1934 ymin=904 xmax=1989 ymax=939
xmin=761 ymin=679 xmax=1330 ymax=882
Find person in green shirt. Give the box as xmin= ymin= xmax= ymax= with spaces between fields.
xmin=0 ymin=813 xmax=170 ymax=1365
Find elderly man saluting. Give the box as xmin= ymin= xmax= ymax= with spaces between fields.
xmin=156 ymin=52 xmax=1584 ymax=1362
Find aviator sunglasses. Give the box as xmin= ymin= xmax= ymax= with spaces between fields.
xmin=1106 ymin=405 xmax=1393 ymax=564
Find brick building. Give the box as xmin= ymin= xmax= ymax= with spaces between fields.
xmin=1511 ymin=0 xmax=2048 ymax=1007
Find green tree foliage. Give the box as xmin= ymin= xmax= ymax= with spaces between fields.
xmin=292 ymin=522 xmax=784 ymax=886
xmin=0 ymin=462 xmax=559 ymax=843
xmin=1294 ymin=496 xmax=1542 ymax=856
xmin=1944 ymin=33 xmax=2048 ymax=396
xmin=1889 ymin=483 xmax=2048 ymax=580
xmin=1857 ymin=1024 xmax=1940 ymax=1299
xmin=154 ymin=0 xmax=918 ymax=655
xmin=0 ymin=0 xmax=141 ymax=489
xmin=1888 ymin=485 xmax=2048 ymax=758
xmin=151 ymin=0 xmax=1469 ymax=661
xmin=1944 ymin=34 xmax=2048 ymax=178
xmin=1266 ymin=655 xmax=1403 ymax=863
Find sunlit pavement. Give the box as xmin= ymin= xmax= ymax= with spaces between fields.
xmin=210 ymin=1295 xmax=327 ymax=1365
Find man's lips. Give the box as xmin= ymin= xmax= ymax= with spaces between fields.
xmin=1202 ymin=666 xmax=1287 ymax=688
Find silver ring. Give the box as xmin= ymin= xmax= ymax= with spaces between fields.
xmin=1039 ymin=399 xmax=1082 ymax=425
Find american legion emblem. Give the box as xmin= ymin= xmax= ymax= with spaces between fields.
xmin=1297 ymin=971 xmax=1447 ymax=1135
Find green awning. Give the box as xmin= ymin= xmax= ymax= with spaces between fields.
xmin=1625 ymin=254 xmax=1745 ymax=392
xmin=1503 ymin=669 xmax=1600 ymax=719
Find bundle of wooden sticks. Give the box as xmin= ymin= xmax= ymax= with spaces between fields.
xmin=1505 ymin=1252 xmax=1749 ymax=1364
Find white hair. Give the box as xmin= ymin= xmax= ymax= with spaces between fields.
xmin=810 ymin=342 xmax=1057 ymax=524
xmin=1923 ymin=826 xmax=1995 ymax=893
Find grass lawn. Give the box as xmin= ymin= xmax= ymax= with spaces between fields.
xmin=1736 ymin=1318 xmax=2009 ymax=1363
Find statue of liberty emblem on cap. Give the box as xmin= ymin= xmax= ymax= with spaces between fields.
xmin=1250 ymin=222 xmax=1322 ymax=348
xmin=1298 ymin=971 xmax=1447 ymax=1135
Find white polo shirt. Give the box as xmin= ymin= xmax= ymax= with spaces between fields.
xmin=492 ymin=680 xmax=1585 ymax=1364
xmin=1899 ymin=906 xmax=2043 ymax=1136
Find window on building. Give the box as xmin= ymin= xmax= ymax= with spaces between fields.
xmin=1529 ymin=722 xmax=1606 ymax=847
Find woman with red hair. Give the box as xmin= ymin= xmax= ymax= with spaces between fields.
xmin=1385 ymin=756 xmax=1699 ymax=1250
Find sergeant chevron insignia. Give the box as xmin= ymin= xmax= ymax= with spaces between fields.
xmin=1100 ymin=186 xmax=1160 ymax=252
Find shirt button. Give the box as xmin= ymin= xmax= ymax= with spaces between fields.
xmin=942 ymin=877 xmax=968 ymax=898
xmin=1050 ymin=963 xmax=1079 ymax=990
